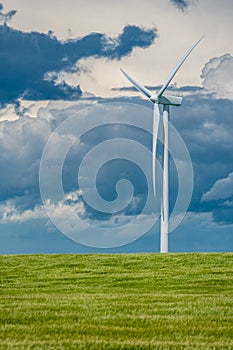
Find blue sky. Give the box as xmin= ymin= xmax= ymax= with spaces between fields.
xmin=0 ymin=0 xmax=233 ymax=254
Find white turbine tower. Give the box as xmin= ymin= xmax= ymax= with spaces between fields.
xmin=121 ymin=36 xmax=204 ymax=253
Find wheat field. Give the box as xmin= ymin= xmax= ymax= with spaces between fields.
xmin=0 ymin=253 xmax=232 ymax=349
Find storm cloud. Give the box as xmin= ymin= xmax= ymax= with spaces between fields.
xmin=170 ymin=0 xmax=198 ymax=11
xmin=0 ymin=5 xmax=157 ymax=105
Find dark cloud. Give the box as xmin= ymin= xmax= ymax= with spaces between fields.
xmin=212 ymin=205 xmax=233 ymax=225
xmin=0 ymin=115 xmax=51 ymax=202
xmin=107 ymin=25 xmax=157 ymax=59
xmin=170 ymin=0 xmax=197 ymax=11
xmin=2 ymin=91 xmax=233 ymax=226
xmin=170 ymin=93 xmax=233 ymax=225
xmin=0 ymin=3 xmax=17 ymax=26
xmin=54 ymin=89 xmax=233 ymax=228
xmin=0 ymin=7 xmax=157 ymax=106
xmin=112 ymin=85 xmax=203 ymax=93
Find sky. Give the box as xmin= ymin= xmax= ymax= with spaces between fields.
xmin=0 ymin=0 xmax=233 ymax=254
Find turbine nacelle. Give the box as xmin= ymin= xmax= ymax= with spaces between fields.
xmin=150 ymin=94 xmax=182 ymax=106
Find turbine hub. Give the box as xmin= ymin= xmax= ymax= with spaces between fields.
xmin=150 ymin=95 xmax=158 ymax=103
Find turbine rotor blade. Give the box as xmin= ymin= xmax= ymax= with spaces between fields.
xmin=152 ymin=103 xmax=160 ymax=196
xmin=120 ymin=68 xmax=153 ymax=99
xmin=157 ymin=35 xmax=205 ymax=97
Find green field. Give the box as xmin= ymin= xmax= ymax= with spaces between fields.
xmin=0 ymin=253 xmax=232 ymax=349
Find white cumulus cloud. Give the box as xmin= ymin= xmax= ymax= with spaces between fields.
xmin=0 ymin=190 xmax=86 ymax=224
xmin=202 ymin=171 xmax=233 ymax=201
xmin=201 ymin=54 xmax=233 ymax=99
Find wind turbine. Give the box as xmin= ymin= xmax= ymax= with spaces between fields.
xmin=121 ymin=36 xmax=204 ymax=253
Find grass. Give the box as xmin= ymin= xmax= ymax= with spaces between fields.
xmin=0 ymin=253 xmax=232 ymax=349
